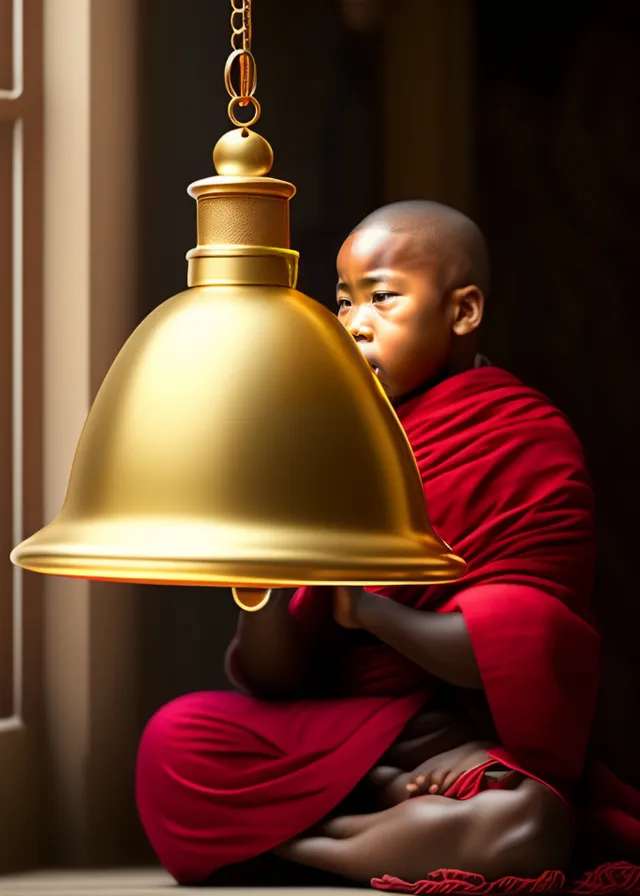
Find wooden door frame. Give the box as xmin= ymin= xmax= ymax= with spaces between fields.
xmin=0 ymin=0 xmax=45 ymax=873
xmin=1 ymin=0 xmax=144 ymax=872
xmin=40 ymin=0 xmax=143 ymax=866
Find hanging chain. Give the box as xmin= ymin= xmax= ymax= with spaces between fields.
xmin=224 ymin=0 xmax=261 ymax=128
xmin=230 ymin=0 xmax=252 ymax=55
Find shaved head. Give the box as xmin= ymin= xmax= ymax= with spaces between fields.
xmin=336 ymin=199 xmax=488 ymax=401
xmin=352 ymin=200 xmax=490 ymax=297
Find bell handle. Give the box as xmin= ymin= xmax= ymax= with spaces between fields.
xmin=232 ymin=587 xmax=271 ymax=612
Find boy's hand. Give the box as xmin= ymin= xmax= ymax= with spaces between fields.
xmin=333 ymin=586 xmax=365 ymax=629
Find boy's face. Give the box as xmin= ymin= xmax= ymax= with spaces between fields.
xmin=336 ymin=228 xmax=457 ymax=401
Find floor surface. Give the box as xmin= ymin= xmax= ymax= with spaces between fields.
xmin=0 ymin=868 xmax=364 ymax=896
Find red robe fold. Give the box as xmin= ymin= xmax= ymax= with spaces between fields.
xmin=136 ymin=366 xmax=612 ymax=886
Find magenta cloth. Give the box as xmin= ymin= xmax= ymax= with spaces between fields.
xmin=136 ymin=367 xmax=603 ymax=884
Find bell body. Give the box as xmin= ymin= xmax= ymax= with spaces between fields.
xmin=11 ymin=127 xmax=466 ymax=593
xmin=11 ymin=280 xmax=464 ymax=586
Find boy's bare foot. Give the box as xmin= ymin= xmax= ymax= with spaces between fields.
xmin=405 ymin=740 xmax=494 ymax=795
xmin=370 ymin=740 xmax=496 ymax=806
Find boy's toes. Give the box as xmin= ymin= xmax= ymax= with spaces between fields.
xmin=407 ymin=773 xmax=429 ymax=795
xmin=431 ymin=769 xmax=453 ymax=794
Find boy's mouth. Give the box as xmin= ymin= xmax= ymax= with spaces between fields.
xmin=355 ymin=344 xmax=381 ymax=378
xmin=360 ymin=354 xmax=380 ymax=375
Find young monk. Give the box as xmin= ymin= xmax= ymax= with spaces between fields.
xmin=136 ymin=201 xmax=601 ymax=888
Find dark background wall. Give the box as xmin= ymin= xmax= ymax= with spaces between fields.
xmin=133 ymin=0 xmax=640 ymax=816
xmin=475 ymin=0 xmax=640 ymax=786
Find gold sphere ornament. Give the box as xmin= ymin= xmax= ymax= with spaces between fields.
xmin=213 ymin=127 xmax=273 ymax=177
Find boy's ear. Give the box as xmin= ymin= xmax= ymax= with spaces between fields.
xmin=451 ymin=285 xmax=484 ymax=336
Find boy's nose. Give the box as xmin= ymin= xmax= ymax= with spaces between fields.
xmin=348 ymin=325 xmax=373 ymax=342
xmin=345 ymin=310 xmax=373 ymax=341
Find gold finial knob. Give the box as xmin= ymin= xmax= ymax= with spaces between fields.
xmin=213 ymin=127 xmax=274 ymax=177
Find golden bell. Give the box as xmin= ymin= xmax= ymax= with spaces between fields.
xmin=10 ymin=127 xmax=466 ymax=611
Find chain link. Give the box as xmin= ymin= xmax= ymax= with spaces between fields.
xmin=230 ymin=0 xmax=251 ymax=52
xmin=226 ymin=0 xmax=257 ymax=121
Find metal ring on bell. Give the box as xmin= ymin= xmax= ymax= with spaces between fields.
xmin=224 ymin=48 xmax=258 ymax=99
xmin=232 ymin=588 xmax=272 ymax=612
xmin=228 ymin=95 xmax=261 ymax=128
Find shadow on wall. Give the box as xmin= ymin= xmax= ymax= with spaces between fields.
xmin=475 ymin=0 xmax=640 ymax=785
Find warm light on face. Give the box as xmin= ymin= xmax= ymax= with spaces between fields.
xmin=336 ymin=229 xmax=454 ymax=400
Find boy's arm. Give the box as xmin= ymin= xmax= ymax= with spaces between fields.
xmin=229 ymin=588 xmax=321 ymax=699
xmin=338 ymin=587 xmax=482 ymax=690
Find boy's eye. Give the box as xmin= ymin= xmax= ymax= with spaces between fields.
xmin=337 ymin=298 xmax=350 ymax=310
xmin=372 ymin=292 xmax=396 ymax=303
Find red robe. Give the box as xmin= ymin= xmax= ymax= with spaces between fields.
xmin=136 ymin=366 xmax=630 ymax=888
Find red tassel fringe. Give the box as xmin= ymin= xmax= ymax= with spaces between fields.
xmin=571 ymin=861 xmax=640 ymax=893
xmin=371 ymin=861 xmax=640 ymax=895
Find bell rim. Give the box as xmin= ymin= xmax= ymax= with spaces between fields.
xmin=11 ymin=531 xmax=466 ymax=586
xmin=11 ymin=562 xmax=466 ymax=588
